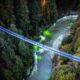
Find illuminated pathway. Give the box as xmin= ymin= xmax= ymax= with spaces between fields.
xmin=0 ymin=15 xmax=79 ymax=80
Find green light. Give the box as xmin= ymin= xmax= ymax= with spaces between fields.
xmin=40 ymin=35 xmax=46 ymax=41
xmin=37 ymin=55 xmax=43 ymax=61
xmin=43 ymin=30 xmax=52 ymax=36
xmin=37 ymin=47 xmax=44 ymax=52
xmin=32 ymin=45 xmax=42 ymax=51
xmin=32 ymin=45 xmax=38 ymax=50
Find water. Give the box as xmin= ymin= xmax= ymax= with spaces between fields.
xmin=29 ymin=15 xmax=78 ymax=80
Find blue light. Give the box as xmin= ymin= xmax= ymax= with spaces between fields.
xmin=0 ymin=26 xmax=80 ymax=62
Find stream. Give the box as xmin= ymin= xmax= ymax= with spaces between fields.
xmin=28 ymin=15 xmax=78 ymax=80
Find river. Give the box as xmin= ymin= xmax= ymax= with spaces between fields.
xmin=28 ymin=15 xmax=78 ymax=80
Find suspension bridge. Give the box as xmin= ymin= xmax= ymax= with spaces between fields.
xmin=0 ymin=26 xmax=80 ymax=62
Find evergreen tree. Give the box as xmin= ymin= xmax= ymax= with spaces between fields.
xmin=14 ymin=0 xmax=30 ymax=34
xmin=49 ymin=0 xmax=58 ymax=21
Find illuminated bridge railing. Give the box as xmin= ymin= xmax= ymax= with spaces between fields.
xmin=0 ymin=26 xmax=80 ymax=62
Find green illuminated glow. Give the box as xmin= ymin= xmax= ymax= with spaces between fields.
xmin=37 ymin=55 xmax=43 ymax=60
xmin=38 ymin=48 xmax=44 ymax=52
xmin=43 ymin=30 xmax=52 ymax=36
xmin=33 ymin=45 xmax=38 ymax=50
xmin=40 ymin=35 xmax=46 ymax=41
xmin=33 ymin=45 xmax=42 ymax=51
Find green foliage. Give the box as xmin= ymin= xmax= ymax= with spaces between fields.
xmin=0 ymin=1 xmax=33 ymax=79
xmin=73 ymin=28 xmax=80 ymax=52
xmin=0 ymin=0 xmax=59 ymax=80
xmin=62 ymin=35 xmax=73 ymax=45
xmin=48 ymin=0 xmax=58 ymax=21
xmin=50 ymin=65 xmax=76 ymax=80
xmin=18 ymin=40 xmax=29 ymax=56
xmin=0 ymin=32 xmax=33 ymax=80
xmin=14 ymin=0 xmax=30 ymax=33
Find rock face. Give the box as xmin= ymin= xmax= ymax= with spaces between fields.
xmin=0 ymin=0 xmax=58 ymax=80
